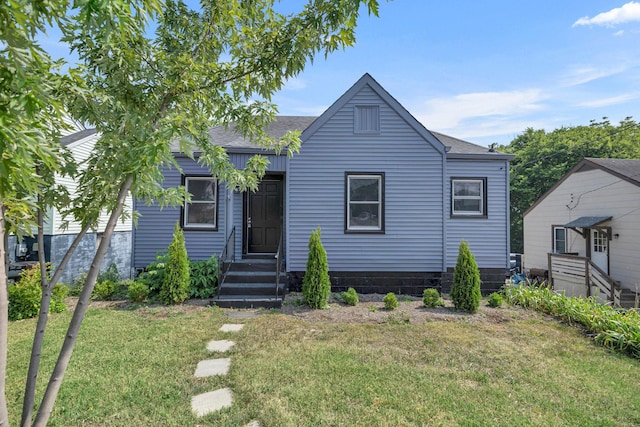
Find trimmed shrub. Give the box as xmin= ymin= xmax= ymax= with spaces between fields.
xmin=423 ymin=288 xmax=444 ymax=308
xmin=342 ymin=287 xmax=359 ymax=306
xmin=8 ymin=264 xmax=67 ymax=321
xmin=302 ymin=226 xmax=331 ymax=309
xmin=451 ymin=240 xmax=481 ymax=313
xmin=384 ymin=292 xmax=398 ymax=310
xmin=189 ymin=256 xmax=219 ymax=298
xmin=92 ymin=279 xmax=117 ymax=300
xmin=128 ymin=281 xmax=149 ymax=303
xmin=160 ymin=222 xmax=190 ymax=305
xmin=487 ymin=292 xmax=504 ymax=308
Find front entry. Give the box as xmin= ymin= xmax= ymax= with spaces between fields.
xmin=590 ymin=229 xmax=609 ymax=274
xmin=247 ymin=176 xmax=283 ymax=253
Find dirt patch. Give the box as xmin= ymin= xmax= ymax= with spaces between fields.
xmin=280 ymin=292 xmax=539 ymax=324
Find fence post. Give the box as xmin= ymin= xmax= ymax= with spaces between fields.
xmin=585 ymin=260 xmax=591 ymax=297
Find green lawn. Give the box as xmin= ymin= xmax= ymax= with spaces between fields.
xmin=7 ymin=305 xmax=640 ymax=426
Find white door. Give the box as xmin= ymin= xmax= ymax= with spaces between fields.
xmin=590 ymin=229 xmax=608 ymax=274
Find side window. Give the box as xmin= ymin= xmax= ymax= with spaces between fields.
xmin=451 ymin=178 xmax=486 ymax=217
xmin=345 ymin=173 xmax=384 ymax=233
xmin=183 ymin=176 xmax=217 ymax=230
xmin=553 ymin=226 xmax=566 ymax=253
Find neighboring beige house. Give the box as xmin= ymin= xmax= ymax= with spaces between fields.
xmin=523 ymin=158 xmax=640 ymax=307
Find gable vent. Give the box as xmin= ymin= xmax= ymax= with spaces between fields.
xmin=354 ymin=105 xmax=380 ymax=134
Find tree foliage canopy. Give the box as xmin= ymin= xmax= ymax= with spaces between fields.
xmin=499 ymin=117 xmax=640 ymax=253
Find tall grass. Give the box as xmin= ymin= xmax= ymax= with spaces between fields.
xmin=504 ymin=283 xmax=640 ymax=359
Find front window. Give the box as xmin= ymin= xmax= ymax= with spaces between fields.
xmin=346 ymin=173 xmax=384 ymax=233
xmin=553 ymin=226 xmax=566 ymax=253
xmin=183 ymin=177 xmax=217 ymax=230
xmin=452 ymin=178 xmax=486 ymax=217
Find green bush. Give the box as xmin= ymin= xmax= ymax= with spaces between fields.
xmin=487 ymin=292 xmax=504 ymax=307
xmin=128 ymin=281 xmax=149 ymax=303
xmin=342 ymin=287 xmax=359 ymax=306
xmin=189 ymin=256 xmax=219 ymax=298
xmin=137 ymin=251 xmax=168 ymax=296
xmin=302 ymin=226 xmax=331 ymax=309
xmin=69 ymin=272 xmax=88 ymax=297
xmin=451 ymin=240 xmax=481 ymax=313
xmin=98 ymin=263 xmax=120 ymax=284
xmin=160 ymin=222 xmax=190 ymax=304
xmin=92 ymin=279 xmax=117 ymax=300
xmin=383 ymin=292 xmax=398 ymax=310
xmin=505 ymin=283 xmax=640 ymax=359
xmin=423 ymin=288 xmax=444 ymax=308
xmin=8 ymin=264 xmax=67 ymax=321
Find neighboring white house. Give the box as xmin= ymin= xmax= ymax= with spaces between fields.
xmin=523 ymin=158 xmax=640 ymax=305
xmin=9 ymin=128 xmax=133 ymax=284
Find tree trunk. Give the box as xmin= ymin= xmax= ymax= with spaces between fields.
xmin=0 ymin=204 xmax=10 ymax=426
xmin=20 ymin=204 xmax=90 ymax=427
xmin=32 ymin=175 xmax=133 ymax=427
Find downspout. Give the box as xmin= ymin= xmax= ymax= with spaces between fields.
xmin=285 ymin=156 xmax=291 ymax=273
xmin=505 ymin=160 xmax=511 ymax=269
xmin=442 ymin=147 xmax=449 ymax=273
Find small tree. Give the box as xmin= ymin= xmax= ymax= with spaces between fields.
xmin=160 ymin=222 xmax=190 ymax=304
xmin=451 ymin=240 xmax=481 ymax=313
xmin=302 ymin=226 xmax=331 ymax=309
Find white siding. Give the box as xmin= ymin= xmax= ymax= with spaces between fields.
xmin=524 ymin=168 xmax=640 ymax=291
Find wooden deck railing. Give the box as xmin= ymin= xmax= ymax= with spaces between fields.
xmin=275 ymin=230 xmax=284 ymax=298
xmin=548 ymin=253 xmax=621 ymax=306
xmin=217 ymin=226 xmax=236 ymax=291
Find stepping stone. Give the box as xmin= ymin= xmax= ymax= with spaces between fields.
xmin=220 ymin=323 xmax=244 ymax=332
xmin=194 ymin=358 xmax=231 ymax=377
xmin=191 ymin=388 xmax=233 ymax=417
xmin=207 ymin=339 xmax=235 ymax=353
xmin=246 ymin=421 xmax=261 ymax=427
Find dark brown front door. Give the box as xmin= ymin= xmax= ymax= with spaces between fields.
xmin=248 ymin=177 xmax=283 ymax=253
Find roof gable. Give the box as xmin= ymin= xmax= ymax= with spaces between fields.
xmin=300 ymin=73 xmax=446 ymax=155
xmin=524 ymin=157 xmax=640 ymax=217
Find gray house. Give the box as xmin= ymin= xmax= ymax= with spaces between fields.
xmin=133 ymin=74 xmax=513 ymax=304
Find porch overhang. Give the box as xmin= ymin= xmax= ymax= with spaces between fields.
xmin=564 ymin=216 xmax=612 ymax=238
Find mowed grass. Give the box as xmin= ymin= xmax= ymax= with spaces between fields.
xmin=7 ymin=306 xmax=640 ymax=426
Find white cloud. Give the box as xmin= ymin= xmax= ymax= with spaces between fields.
xmin=573 ymin=2 xmax=640 ymax=27
xmin=282 ymin=77 xmax=307 ymax=91
xmin=575 ymin=93 xmax=637 ymax=108
xmin=561 ymin=66 xmax=626 ymax=86
xmin=414 ymin=89 xmax=546 ymax=129
xmin=614 ymin=30 xmax=625 ymax=36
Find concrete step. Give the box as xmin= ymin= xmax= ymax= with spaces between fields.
xmin=227 ymin=259 xmax=278 ymax=273
xmin=212 ymin=295 xmax=283 ymax=309
xmin=619 ymin=289 xmax=639 ymax=309
xmin=218 ymin=282 xmax=285 ymax=296
xmin=224 ymin=271 xmax=285 ymax=284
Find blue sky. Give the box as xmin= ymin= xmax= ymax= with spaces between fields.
xmin=271 ymin=1 xmax=640 ymax=146
xmin=40 ymin=1 xmax=640 ymax=147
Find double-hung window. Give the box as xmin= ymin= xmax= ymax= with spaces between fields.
xmin=183 ymin=176 xmax=217 ymax=230
xmin=553 ymin=226 xmax=567 ymax=253
xmin=345 ymin=173 xmax=384 ymax=233
xmin=451 ymin=178 xmax=486 ymax=217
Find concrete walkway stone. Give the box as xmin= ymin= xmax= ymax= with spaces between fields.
xmin=220 ymin=323 xmax=244 ymax=332
xmin=191 ymin=388 xmax=233 ymax=417
xmin=246 ymin=421 xmax=261 ymax=427
xmin=207 ymin=339 xmax=235 ymax=353
xmin=194 ymin=358 xmax=231 ymax=377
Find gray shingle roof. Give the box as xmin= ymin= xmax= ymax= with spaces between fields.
xmin=59 ymin=128 xmax=97 ymax=146
xmin=585 ymin=158 xmax=640 ymax=185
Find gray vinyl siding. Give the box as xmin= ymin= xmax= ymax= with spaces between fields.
xmin=133 ymin=153 xmax=285 ymax=268
xmin=446 ymin=159 xmax=510 ymax=269
xmin=287 ymin=85 xmax=445 ymax=272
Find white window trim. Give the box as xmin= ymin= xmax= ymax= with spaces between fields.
xmin=451 ymin=178 xmax=485 ymax=216
xmin=346 ymin=173 xmax=383 ymax=232
xmin=184 ymin=176 xmax=217 ymax=230
xmin=553 ymin=226 xmax=567 ymax=254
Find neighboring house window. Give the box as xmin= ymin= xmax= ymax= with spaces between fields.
xmin=451 ymin=178 xmax=486 ymax=217
xmin=592 ymin=230 xmax=607 ymax=253
xmin=345 ymin=173 xmax=384 ymax=233
xmin=354 ymin=105 xmax=380 ymax=134
xmin=183 ymin=176 xmax=217 ymax=230
xmin=553 ymin=226 xmax=566 ymax=253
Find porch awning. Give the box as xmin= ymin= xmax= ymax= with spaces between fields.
xmin=564 ymin=216 xmax=612 ymax=228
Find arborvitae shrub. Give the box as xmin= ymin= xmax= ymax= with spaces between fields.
xmin=342 ymin=287 xmax=359 ymax=306
xmin=128 ymin=281 xmax=149 ymax=303
xmin=451 ymin=240 xmax=481 ymax=312
xmin=302 ymin=226 xmax=331 ymax=309
xmin=160 ymin=222 xmax=190 ymax=304
xmin=487 ymin=292 xmax=504 ymax=308
xmin=423 ymin=288 xmax=444 ymax=308
xmin=383 ymin=292 xmax=398 ymax=310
